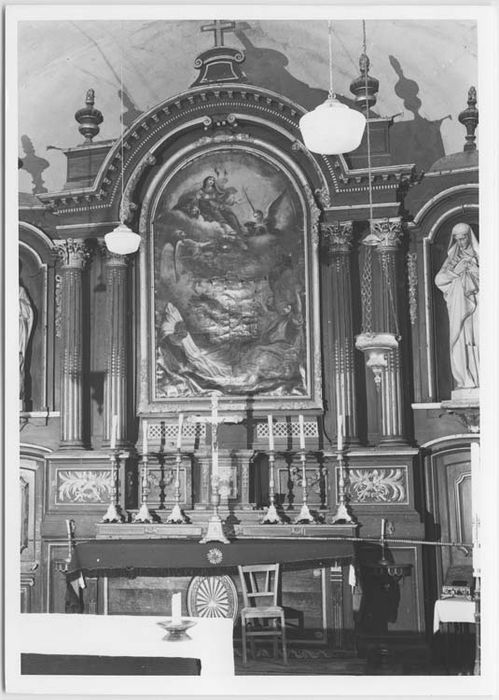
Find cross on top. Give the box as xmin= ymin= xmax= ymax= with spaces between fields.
xmin=201 ymin=19 xmax=236 ymax=48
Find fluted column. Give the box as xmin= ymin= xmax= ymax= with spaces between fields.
xmin=102 ymin=250 xmax=130 ymax=448
xmin=371 ymin=217 xmax=405 ymax=443
xmin=54 ymin=238 xmax=91 ymax=449
xmin=321 ymin=221 xmax=358 ymax=444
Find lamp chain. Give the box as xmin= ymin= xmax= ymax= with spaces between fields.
xmin=120 ymin=22 xmax=125 ymax=224
xmin=363 ymin=20 xmax=374 ymax=230
xmin=328 ymin=20 xmax=335 ymax=100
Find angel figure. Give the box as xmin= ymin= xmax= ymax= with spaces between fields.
xmin=243 ymin=188 xmax=287 ymax=237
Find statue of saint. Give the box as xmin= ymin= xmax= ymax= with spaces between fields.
xmin=435 ymin=222 xmax=479 ymax=389
xmin=19 ymin=283 xmax=34 ymax=403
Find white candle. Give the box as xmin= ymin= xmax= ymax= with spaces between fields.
xmin=211 ymin=396 xmax=218 ymax=475
xmin=471 ymin=441 xmax=480 ymax=573
xmin=267 ymin=414 xmax=274 ymax=452
xmin=337 ymin=414 xmax=344 ymax=452
xmin=142 ymin=419 xmax=148 ymax=456
xmin=171 ymin=592 xmax=182 ymax=624
xmin=110 ymin=415 xmax=118 ymax=450
xmin=177 ymin=413 xmax=184 ymax=450
xmin=381 ymin=518 xmax=386 ymax=540
xmin=298 ymin=414 xmax=305 ymax=449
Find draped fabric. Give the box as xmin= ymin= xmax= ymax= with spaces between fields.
xmin=66 ymin=538 xmax=354 ymax=581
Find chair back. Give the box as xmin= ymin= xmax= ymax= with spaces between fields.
xmin=238 ymin=563 xmax=280 ymax=608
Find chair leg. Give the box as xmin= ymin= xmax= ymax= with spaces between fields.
xmin=281 ymin=614 xmax=288 ymax=665
xmin=241 ymin=620 xmax=248 ymax=665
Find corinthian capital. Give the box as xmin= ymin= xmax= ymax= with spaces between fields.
xmin=365 ymin=218 xmax=404 ymax=251
xmin=54 ymin=238 xmax=92 ymax=268
xmin=320 ymin=221 xmax=353 ymax=254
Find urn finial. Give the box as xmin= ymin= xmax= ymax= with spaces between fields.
xmin=75 ymin=88 xmax=104 ymax=144
xmin=458 ymin=86 xmax=479 ymax=152
xmin=350 ymin=52 xmax=379 ymax=113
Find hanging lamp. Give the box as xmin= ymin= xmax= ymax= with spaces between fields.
xmin=354 ymin=21 xmax=399 ymax=386
xmin=105 ymin=28 xmax=141 ymax=256
xmin=299 ymin=21 xmax=366 ymax=155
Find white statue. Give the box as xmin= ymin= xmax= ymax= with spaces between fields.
xmin=435 ymin=222 xmax=479 ymax=389
xmin=19 ymin=283 xmax=34 ymax=402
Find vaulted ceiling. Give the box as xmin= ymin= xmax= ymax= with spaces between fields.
xmin=17 ymin=18 xmax=477 ymax=194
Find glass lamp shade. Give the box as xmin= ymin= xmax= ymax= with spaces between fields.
xmin=299 ymin=98 xmax=366 ymax=154
xmin=104 ymin=223 xmax=141 ymax=255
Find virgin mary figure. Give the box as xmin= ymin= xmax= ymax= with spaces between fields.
xmin=435 ymin=222 xmax=479 ymax=389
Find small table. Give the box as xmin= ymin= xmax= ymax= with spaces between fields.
xmin=433 ymin=598 xmax=476 ymax=633
xmin=18 ymin=613 xmax=234 ymax=677
xmin=433 ymin=599 xmax=476 ymax=673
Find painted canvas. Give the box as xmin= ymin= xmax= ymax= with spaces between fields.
xmin=152 ymin=148 xmax=308 ymax=400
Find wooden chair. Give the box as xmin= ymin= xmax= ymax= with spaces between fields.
xmin=237 ymin=563 xmax=287 ymax=665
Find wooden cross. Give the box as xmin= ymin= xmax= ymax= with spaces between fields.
xmin=201 ymin=19 xmax=236 ymax=48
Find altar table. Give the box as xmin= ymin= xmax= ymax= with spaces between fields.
xmin=66 ymin=537 xmax=354 ymax=581
xmin=19 ymin=614 xmax=234 ymax=677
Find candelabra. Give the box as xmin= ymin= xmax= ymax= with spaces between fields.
xmin=294 ymin=448 xmax=316 ymax=523
xmin=102 ymin=450 xmax=125 ymax=522
xmin=331 ymin=449 xmax=355 ymax=524
xmin=262 ymin=449 xmax=284 ymax=524
xmin=166 ymin=449 xmax=189 ymax=523
xmin=133 ymin=451 xmax=153 ymax=523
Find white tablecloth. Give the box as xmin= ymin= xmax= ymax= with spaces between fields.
xmin=433 ymin=599 xmax=476 ymax=633
xmin=19 ymin=614 xmax=234 ymax=677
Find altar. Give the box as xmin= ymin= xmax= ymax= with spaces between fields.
xmin=19 ymin=614 xmax=235 ymax=677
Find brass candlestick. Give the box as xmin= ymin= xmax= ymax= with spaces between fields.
xmin=102 ymin=450 xmax=125 ymax=522
xmin=332 ymin=449 xmax=355 ymax=523
xmin=295 ymin=448 xmax=315 ymax=523
xmin=134 ymin=452 xmax=153 ymax=523
xmin=166 ymin=449 xmax=189 ymax=523
xmin=262 ymin=449 xmax=284 ymax=524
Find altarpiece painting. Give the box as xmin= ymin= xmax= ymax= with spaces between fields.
xmin=145 ymin=144 xmax=320 ymax=411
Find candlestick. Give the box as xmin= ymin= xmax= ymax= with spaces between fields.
xmin=133 ymin=451 xmax=153 ymax=523
xmin=298 ymin=414 xmax=305 ymax=449
xmin=142 ymin=419 xmax=148 ymax=456
xmin=267 ymin=414 xmax=274 ymax=451
xmin=102 ymin=451 xmax=125 ymax=523
xmin=337 ymin=414 xmax=343 ymax=452
xmin=331 ymin=450 xmax=355 ymax=525
xmin=171 ymin=592 xmax=182 ymax=625
xmin=166 ymin=449 xmax=190 ymax=524
xmin=176 ymin=413 xmax=184 ymax=450
xmin=110 ymin=415 xmax=118 ymax=450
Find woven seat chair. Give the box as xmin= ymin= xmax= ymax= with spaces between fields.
xmin=237 ymin=563 xmax=287 ymax=665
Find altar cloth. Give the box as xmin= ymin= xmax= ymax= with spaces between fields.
xmin=66 ymin=537 xmax=354 ymax=580
xmin=18 ymin=614 xmax=234 ymax=677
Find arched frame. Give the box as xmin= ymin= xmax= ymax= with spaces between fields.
xmin=137 ymin=133 xmax=323 ymax=414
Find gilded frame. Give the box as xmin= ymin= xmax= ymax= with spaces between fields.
xmin=138 ymin=134 xmax=322 ymax=414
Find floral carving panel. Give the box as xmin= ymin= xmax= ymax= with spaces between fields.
xmin=337 ymin=466 xmax=408 ymax=505
xmin=56 ymin=469 xmax=113 ymax=504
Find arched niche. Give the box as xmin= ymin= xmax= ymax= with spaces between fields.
xmin=19 ymin=223 xmax=56 ymax=412
xmin=136 ymin=133 xmax=323 ymax=415
xmin=429 ymin=211 xmax=479 ymax=400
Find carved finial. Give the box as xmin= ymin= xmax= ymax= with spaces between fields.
xmin=458 ymin=86 xmax=479 ymax=152
xmin=350 ymin=53 xmax=379 ymax=112
xmin=74 ymin=88 xmax=103 ymax=144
